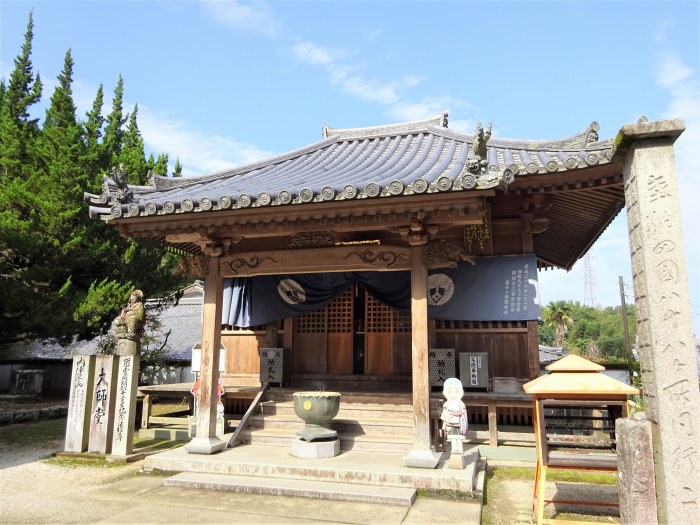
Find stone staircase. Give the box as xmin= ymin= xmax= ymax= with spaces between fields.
xmin=146 ymin=444 xmax=484 ymax=507
xmin=145 ymin=390 xmax=486 ymax=507
xmin=239 ymin=390 xmax=415 ymax=453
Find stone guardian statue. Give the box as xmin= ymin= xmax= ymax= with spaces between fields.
xmin=115 ymin=290 xmax=145 ymax=356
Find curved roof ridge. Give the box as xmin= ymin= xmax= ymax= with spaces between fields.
xmin=323 ymin=112 xmax=448 ymax=141
xmin=150 ymin=136 xmax=339 ymax=191
xmin=431 ymin=121 xmax=610 ymax=152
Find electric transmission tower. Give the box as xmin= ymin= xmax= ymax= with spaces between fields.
xmin=583 ymin=253 xmax=597 ymax=306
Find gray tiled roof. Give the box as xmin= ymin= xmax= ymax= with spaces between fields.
xmin=539 ymin=345 xmax=567 ymax=366
xmin=86 ymin=114 xmax=612 ymax=220
xmin=0 ymin=285 xmax=203 ymax=363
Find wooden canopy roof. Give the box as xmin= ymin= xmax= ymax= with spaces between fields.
xmin=523 ymin=355 xmax=639 ymax=396
xmin=84 ymin=114 xmax=626 ymax=270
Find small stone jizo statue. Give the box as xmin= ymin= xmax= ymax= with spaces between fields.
xmin=115 ymin=289 xmax=145 ymax=356
xmin=440 ymin=377 xmax=468 ymax=455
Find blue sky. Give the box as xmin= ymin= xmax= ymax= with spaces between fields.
xmin=2 ymin=1 xmax=699 ymax=335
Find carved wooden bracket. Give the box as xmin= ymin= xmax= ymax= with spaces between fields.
xmin=423 ymin=240 xmax=476 ymax=269
xmin=290 ymin=231 xmax=335 ymax=248
xmin=173 ymin=254 xmax=210 ymax=278
xmin=165 ymin=231 xmax=242 ymax=257
xmin=397 ymin=215 xmax=439 ymax=246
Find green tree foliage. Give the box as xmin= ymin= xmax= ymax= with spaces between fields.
xmin=102 ymin=74 xmax=126 ymax=168
xmin=541 ymin=301 xmax=574 ymax=346
xmin=152 ymin=152 xmax=169 ymax=176
xmin=119 ymin=104 xmax=147 ymax=185
xmin=83 ymin=84 xmax=105 ymax=187
xmin=172 ymin=157 xmax=183 ymax=177
xmin=539 ymin=300 xmax=637 ymax=364
xmin=0 ymin=13 xmax=187 ymax=343
xmin=0 ymin=12 xmax=42 ymax=180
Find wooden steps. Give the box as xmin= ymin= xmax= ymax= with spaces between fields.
xmin=239 ymin=392 xmax=415 ymax=453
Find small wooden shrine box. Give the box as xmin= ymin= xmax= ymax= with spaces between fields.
xmin=523 ymin=355 xmax=639 ymax=525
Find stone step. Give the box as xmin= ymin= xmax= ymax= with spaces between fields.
xmin=164 ymin=471 xmax=417 ymax=506
xmin=144 ymin=444 xmax=484 ymax=498
xmin=241 ymin=428 xmax=413 ymax=453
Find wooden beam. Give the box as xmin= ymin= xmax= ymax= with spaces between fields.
xmin=220 ymin=244 xmax=412 ymax=277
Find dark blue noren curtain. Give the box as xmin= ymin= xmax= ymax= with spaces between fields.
xmin=220 ymin=255 xmax=540 ymax=327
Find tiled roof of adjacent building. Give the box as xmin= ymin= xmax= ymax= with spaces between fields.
xmin=0 ymin=283 xmax=203 ymax=363
xmin=86 ymin=113 xmax=613 ymax=220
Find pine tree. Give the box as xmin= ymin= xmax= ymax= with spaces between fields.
xmin=84 ymin=84 xmax=105 ymax=189
xmin=0 ymin=12 xmax=42 ymax=180
xmin=4 ymin=12 xmax=43 ymax=130
xmin=173 ymin=157 xmax=183 ymax=177
xmin=102 ymin=75 xmax=127 ymax=168
xmin=153 ymin=152 xmax=169 ymax=176
xmin=119 ymin=104 xmax=147 ymax=185
xmin=0 ymin=19 xmax=188 ymax=342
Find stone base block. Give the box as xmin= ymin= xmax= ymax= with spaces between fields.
xmin=403 ymin=449 xmax=441 ymax=469
xmin=184 ymin=437 xmax=226 ymax=455
xmin=448 ymin=452 xmax=468 ymax=469
xmin=107 ymin=452 xmax=145 ymax=463
xmin=291 ymin=439 xmax=340 ymax=458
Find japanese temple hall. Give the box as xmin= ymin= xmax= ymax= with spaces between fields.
xmin=85 ymin=113 xmax=634 ymax=465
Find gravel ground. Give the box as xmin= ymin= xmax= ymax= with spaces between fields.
xmin=0 ymin=434 xmax=146 ymax=524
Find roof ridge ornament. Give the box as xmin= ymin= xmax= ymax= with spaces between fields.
xmin=459 ymin=122 xmax=517 ymax=190
xmin=585 ymin=121 xmax=600 ymax=144
xmin=105 ymin=164 xmax=133 ymax=204
xmin=467 ymin=122 xmax=492 ymax=175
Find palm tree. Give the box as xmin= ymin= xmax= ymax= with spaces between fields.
xmin=542 ymin=301 xmax=574 ymax=346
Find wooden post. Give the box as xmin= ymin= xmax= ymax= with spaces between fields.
xmin=527 ymin=320 xmax=540 ymax=379
xmin=185 ymin=255 xmax=226 ymax=455
xmin=403 ymin=245 xmax=440 ymax=468
xmin=488 ymin=401 xmax=498 ymax=447
xmin=141 ymin=394 xmax=151 ymax=430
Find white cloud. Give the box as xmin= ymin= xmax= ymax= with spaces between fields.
xmin=291 ymin=40 xmax=407 ymax=105
xmin=200 ymin=0 xmax=281 ymax=39
xmin=653 ymin=18 xmax=676 ymax=44
xmin=656 ymin=52 xmax=694 ymax=90
xmin=387 ymin=96 xmax=478 ymax=130
xmin=292 ymin=41 xmax=339 ymax=65
xmin=655 ymin=51 xmax=700 ymax=335
xmin=290 ymin=39 xmax=479 ymax=126
xmin=137 ymin=107 xmax=276 ymax=176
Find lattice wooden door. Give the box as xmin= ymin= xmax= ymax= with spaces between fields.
xmin=365 ymin=294 xmax=412 ymax=376
xmin=292 ymin=288 xmax=353 ymax=374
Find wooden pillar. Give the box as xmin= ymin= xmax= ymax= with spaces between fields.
xmin=185 ymin=255 xmax=226 ymax=455
xmin=526 ymin=320 xmax=540 ymax=379
xmin=403 ymin=245 xmax=440 ymax=468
